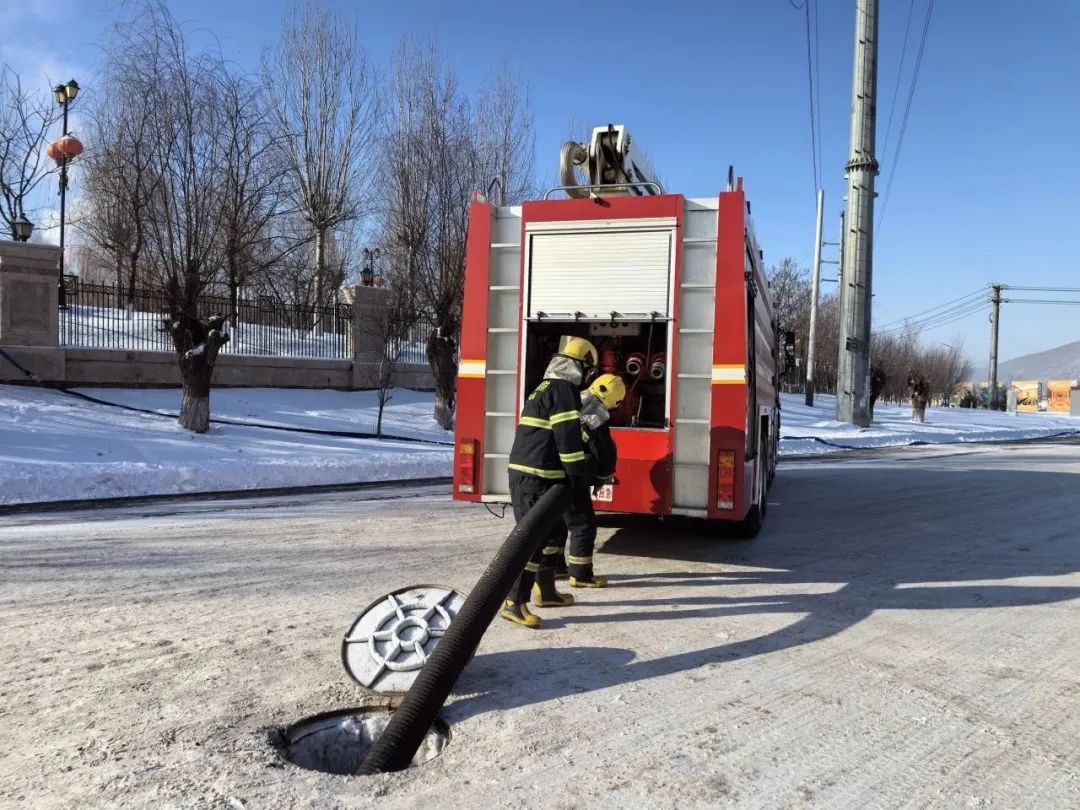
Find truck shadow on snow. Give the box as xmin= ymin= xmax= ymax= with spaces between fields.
xmin=448 ymin=461 xmax=1080 ymax=720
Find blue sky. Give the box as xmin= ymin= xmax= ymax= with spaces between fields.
xmin=4 ymin=0 xmax=1078 ymax=368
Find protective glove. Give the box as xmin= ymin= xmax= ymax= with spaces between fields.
xmin=591 ymin=476 xmax=615 ymax=497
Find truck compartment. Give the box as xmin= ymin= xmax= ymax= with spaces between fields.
xmin=521 ymin=319 xmax=670 ymax=429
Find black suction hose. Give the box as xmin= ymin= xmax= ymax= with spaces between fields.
xmin=357 ymin=483 xmax=572 ymax=774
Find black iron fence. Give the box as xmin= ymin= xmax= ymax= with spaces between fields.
xmin=60 ymin=278 xmax=353 ymax=359
xmin=58 ymin=277 xmax=434 ymax=365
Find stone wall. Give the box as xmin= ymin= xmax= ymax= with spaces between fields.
xmin=0 ymin=242 xmax=434 ymax=390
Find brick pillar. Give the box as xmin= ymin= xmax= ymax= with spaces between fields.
xmin=0 ymin=241 xmax=65 ymax=382
xmin=351 ymin=285 xmax=389 ymax=389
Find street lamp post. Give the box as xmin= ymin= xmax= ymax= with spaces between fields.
xmin=361 ymin=247 xmax=380 ymax=287
xmin=12 ymin=214 xmax=33 ymax=242
xmin=53 ymin=78 xmax=79 ymax=308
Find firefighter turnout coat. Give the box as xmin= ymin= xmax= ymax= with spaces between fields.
xmin=508 ymin=356 xmax=597 ymax=482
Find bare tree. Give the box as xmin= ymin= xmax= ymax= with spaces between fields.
xmin=110 ymin=4 xmax=231 ymax=432
xmin=475 ymin=63 xmax=537 ymax=205
xmin=359 ymin=281 xmax=420 ymax=437
xmin=264 ymin=0 xmax=378 ymax=332
xmin=78 ymin=52 xmax=162 ymax=309
xmin=0 ymin=65 xmax=59 ymax=237
xmin=380 ymin=42 xmax=535 ymax=429
xmin=217 ymin=72 xmax=294 ymax=325
xmin=767 ymin=258 xmax=813 ymax=387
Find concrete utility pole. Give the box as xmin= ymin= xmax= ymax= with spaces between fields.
xmin=805 ymin=189 xmax=825 ymax=406
xmin=988 ymin=284 xmax=1003 ymax=408
xmin=836 ymin=0 xmax=880 ymax=426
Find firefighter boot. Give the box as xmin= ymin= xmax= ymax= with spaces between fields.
xmin=569 ymin=574 xmax=609 ymax=588
xmin=499 ymin=600 xmax=542 ymax=629
xmin=531 ymin=569 xmax=575 ymax=607
xmin=554 ymin=556 xmax=570 ymax=580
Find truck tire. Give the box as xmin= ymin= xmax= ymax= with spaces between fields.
xmin=732 ymin=438 xmax=767 ymax=540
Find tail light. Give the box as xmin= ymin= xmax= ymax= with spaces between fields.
xmin=715 ymin=450 xmax=735 ymax=509
xmin=457 ymin=438 xmax=477 ymax=493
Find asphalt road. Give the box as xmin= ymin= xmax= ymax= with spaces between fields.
xmin=1 ymin=440 xmax=1077 ymax=809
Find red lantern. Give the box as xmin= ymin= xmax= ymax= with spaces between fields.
xmin=46 ymin=135 xmax=84 ymax=165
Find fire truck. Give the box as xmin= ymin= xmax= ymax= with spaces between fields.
xmin=452 ymin=125 xmax=785 ymax=537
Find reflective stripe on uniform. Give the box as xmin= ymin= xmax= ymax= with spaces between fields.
xmin=559 ymin=450 xmax=586 ymax=463
xmin=549 ymin=409 xmax=580 ymax=425
xmin=542 ymin=545 xmax=562 ymax=555
xmin=524 ymin=562 xmax=540 ymax=573
xmin=518 ymin=416 xmax=551 ymax=429
xmin=567 ymin=554 xmax=592 ymax=565
xmin=507 ymin=463 xmax=566 ymax=479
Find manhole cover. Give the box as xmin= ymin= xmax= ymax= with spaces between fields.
xmin=277 ymin=707 xmax=450 ymax=775
xmin=341 ymin=584 xmax=466 ymax=695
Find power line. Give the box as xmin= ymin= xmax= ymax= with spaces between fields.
xmin=812 ymin=0 xmax=823 ymax=187
xmin=876 ymin=299 xmax=990 ymax=336
xmin=876 ymin=0 xmax=936 ymax=237
xmin=802 ymin=0 xmax=820 ymax=193
xmin=1003 ymin=298 xmax=1080 ymax=305
xmin=876 ymin=287 xmax=988 ymax=329
xmin=878 ymin=0 xmax=917 ymax=170
xmin=1003 ymin=286 xmax=1080 ymax=293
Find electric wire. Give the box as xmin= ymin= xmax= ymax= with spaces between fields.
xmin=876 ymin=304 xmax=989 ymax=337
xmin=876 ymin=0 xmax=936 ymax=237
xmin=1003 ymin=286 xmax=1080 ymax=293
xmin=876 ymin=299 xmax=990 ymax=334
xmin=813 ymin=0 xmax=823 ymax=186
xmin=875 ymin=287 xmax=988 ymax=329
xmin=875 ymin=299 xmax=990 ymax=336
xmin=802 ymin=0 xmax=820 ymax=193
xmin=878 ymin=0 xmax=917 ymax=169
xmin=1003 ymin=299 xmax=1080 ymax=305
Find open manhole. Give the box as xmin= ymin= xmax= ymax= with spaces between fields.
xmin=277 ymin=707 xmax=450 ymax=775
xmin=274 ymin=585 xmax=464 ymax=775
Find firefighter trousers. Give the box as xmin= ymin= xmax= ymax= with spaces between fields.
xmin=507 ymin=471 xmax=566 ymax=605
xmin=564 ymin=486 xmax=598 ymax=580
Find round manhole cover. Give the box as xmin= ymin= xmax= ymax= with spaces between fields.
xmin=341 ymin=584 xmax=466 ymax=694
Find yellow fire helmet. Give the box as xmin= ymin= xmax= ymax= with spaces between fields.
xmin=588 ymin=373 xmax=627 ymax=410
xmin=557 ymin=335 xmax=598 ymax=367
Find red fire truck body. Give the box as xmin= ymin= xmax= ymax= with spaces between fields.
xmin=453 ymin=131 xmax=780 ymax=533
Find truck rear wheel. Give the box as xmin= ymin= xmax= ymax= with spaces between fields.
xmin=731 ymin=439 xmax=767 ymax=540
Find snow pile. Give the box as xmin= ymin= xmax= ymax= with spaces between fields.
xmin=3 ymin=385 xmax=1076 ymax=506
xmin=780 ymin=393 xmax=1078 ymax=455
xmin=0 ymin=385 xmax=452 ymax=505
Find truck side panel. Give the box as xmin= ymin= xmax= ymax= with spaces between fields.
xmin=453 ymin=197 xmax=492 ymax=501
xmin=670 ymin=198 xmax=719 ymax=513
xmin=708 ymin=191 xmax=752 ymax=520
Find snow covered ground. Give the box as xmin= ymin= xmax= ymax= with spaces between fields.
xmin=1 ymin=385 xmax=1076 ymax=506
xmin=0 ymin=385 xmax=452 ymax=506
xmin=780 ymin=393 xmax=1078 ymax=455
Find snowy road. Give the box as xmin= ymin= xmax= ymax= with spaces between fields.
xmin=1 ymin=441 xmax=1078 ymax=809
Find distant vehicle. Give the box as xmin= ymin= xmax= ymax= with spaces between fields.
xmin=452 ymin=125 xmax=788 ymax=538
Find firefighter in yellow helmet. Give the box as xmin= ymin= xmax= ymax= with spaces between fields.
xmin=500 ymin=335 xmax=599 ymax=629
xmin=559 ymin=372 xmax=624 ymax=588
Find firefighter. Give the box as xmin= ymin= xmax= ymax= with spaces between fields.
xmin=564 ymin=373 xmax=624 ymax=588
xmin=500 ymin=335 xmax=599 ymax=629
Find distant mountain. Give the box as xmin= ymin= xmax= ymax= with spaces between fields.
xmin=972 ymin=339 xmax=1080 ymax=381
